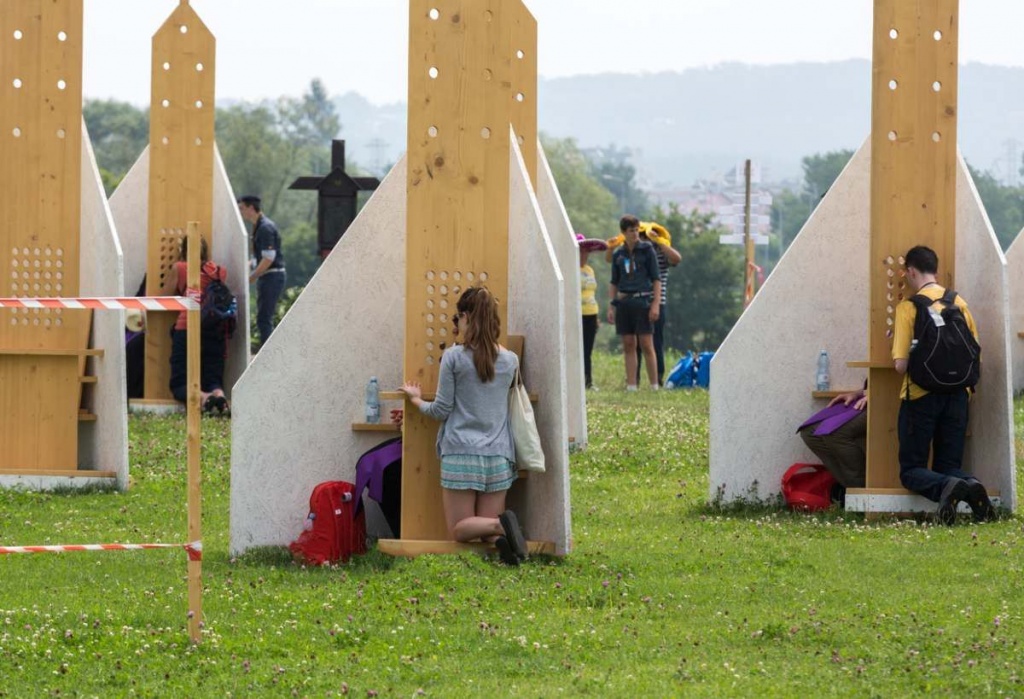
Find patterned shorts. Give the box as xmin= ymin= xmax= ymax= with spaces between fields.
xmin=441 ymin=454 xmax=517 ymax=493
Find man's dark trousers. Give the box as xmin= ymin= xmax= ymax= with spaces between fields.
xmin=256 ymin=272 xmax=286 ymax=349
xmin=898 ymin=391 xmax=973 ymax=501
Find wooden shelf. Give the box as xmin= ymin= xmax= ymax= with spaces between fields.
xmin=847 ymin=361 xmax=893 ymax=369
xmin=377 ymin=538 xmax=556 ymax=558
xmin=848 ymin=487 xmax=999 ymax=497
xmin=0 ymin=348 xmax=104 ymax=357
xmin=78 ymin=411 xmax=97 ymax=422
xmin=80 ymin=376 xmax=97 ymax=384
xmin=351 ymin=423 xmax=401 ymax=433
xmin=0 ymin=469 xmax=115 ymax=478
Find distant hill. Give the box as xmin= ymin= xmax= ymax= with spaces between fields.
xmin=334 ymin=60 xmax=1024 ymax=186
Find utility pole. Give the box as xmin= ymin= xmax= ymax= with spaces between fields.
xmin=743 ymin=159 xmax=755 ymax=307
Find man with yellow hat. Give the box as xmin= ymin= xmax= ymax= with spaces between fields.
xmin=606 ymin=219 xmax=680 ymax=384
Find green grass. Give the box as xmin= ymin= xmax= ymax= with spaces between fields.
xmin=1 ymin=352 xmax=1023 ymax=697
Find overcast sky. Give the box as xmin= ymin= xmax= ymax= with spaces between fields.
xmin=81 ymin=1 xmax=1024 ymax=105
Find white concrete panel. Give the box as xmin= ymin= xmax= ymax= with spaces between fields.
xmin=229 ymin=158 xmax=407 ymax=555
xmin=78 ymin=120 xmax=129 ymax=490
xmin=536 ymin=142 xmax=587 ymax=450
xmin=954 ymin=157 xmax=1016 ymax=511
xmin=507 ymin=133 xmax=572 ymax=555
xmin=709 ymin=142 xmax=871 ymax=503
xmin=109 ymin=144 xmax=251 ymax=400
xmin=1004 ymin=229 xmax=1024 ymax=393
xmin=108 ymin=147 xmax=150 ymax=298
xmin=211 ymin=145 xmax=252 ymax=396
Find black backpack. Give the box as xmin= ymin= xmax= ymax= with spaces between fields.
xmin=200 ymin=266 xmax=238 ymax=338
xmin=907 ymin=289 xmax=980 ymax=396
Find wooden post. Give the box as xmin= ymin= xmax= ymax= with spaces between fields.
xmin=743 ymin=159 xmax=755 ymax=307
xmin=865 ymin=0 xmax=959 ymax=491
xmin=397 ymin=0 xmax=533 ymax=544
xmin=143 ymin=0 xmax=216 ymax=402
xmin=0 ymin=0 xmax=87 ymax=473
xmin=184 ymin=221 xmax=202 ymax=643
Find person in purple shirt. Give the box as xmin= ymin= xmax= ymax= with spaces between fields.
xmin=797 ymin=388 xmax=867 ymax=503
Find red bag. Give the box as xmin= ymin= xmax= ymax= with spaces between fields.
xmin=289 ymin=481 xmax=367 ymax=565
xmin=781 ymin=463 xmax=836 ymax=512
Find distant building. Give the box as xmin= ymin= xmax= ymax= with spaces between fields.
xmin=647 ymin=161 xmax=773 ymax=238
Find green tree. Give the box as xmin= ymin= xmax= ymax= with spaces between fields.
xmin=83 ymin=99 xmax=149 ymax=194
xmin=585 ymin=144 xmax=650 ymax=217
xmin=967 ymin=163 xmax=1024 ymax=250
xmin=801 ymin=150 xmax=854 ymax=200
xmin=654 ymin=204 xmax=744 ymax=351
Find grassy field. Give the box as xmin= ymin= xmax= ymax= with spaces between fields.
xmin=1 ymin=352 xmax=1023 ymax=697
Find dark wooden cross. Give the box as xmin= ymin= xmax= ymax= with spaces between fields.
xmin=289 ymin=140 xmax=381 ymax=258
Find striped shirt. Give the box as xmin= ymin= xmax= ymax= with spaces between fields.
xmin=655 ymin=248 xmax=669 ymax=306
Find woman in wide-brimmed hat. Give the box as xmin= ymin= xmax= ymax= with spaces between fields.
xmin=576 ymin=234 xmax=608 ymax=390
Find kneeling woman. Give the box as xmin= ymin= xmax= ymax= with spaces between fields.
xmin=401 ymin=286 xmax=529 ymax=565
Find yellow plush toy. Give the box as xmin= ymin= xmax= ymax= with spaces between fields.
xmin=606 ymin=233 xmax=625 ymax=250
xmin=639 ymin=221 xmax=672 ymax=247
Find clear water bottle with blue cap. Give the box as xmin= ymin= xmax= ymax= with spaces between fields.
xmin=815 ymin=350 xmax=830 ymax=392
xmin=365 ymin=377 xmax=380 ymax=424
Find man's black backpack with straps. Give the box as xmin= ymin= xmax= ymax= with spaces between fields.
xmin=906 ymin=288 xmax=980 ymax=396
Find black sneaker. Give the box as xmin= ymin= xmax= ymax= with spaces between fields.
xmin=499 ymin=510 xmax=528 ymax=561
xmin=494 ymin=536 xmax=520 ymax=566
xmin=936 ymin=478 xmax=970 ymax=525
xmin=965 ymin=480 xmax=996 ymax=522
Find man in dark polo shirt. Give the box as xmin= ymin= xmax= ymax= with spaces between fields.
xmin=238 ymin=195 xmax=286 ymax=350
xmin=607 ymin=214 xmax=661 ymax=391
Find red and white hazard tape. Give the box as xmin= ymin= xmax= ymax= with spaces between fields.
xmin=0 ymin=296 xmax=199 ymax=312
xmin=0 ymin=541 xmax=202 ymax=561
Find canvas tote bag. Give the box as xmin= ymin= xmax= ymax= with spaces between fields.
xmin=508 ymin=368 xmax=545 ymax=473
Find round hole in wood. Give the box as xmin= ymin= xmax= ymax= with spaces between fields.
xmin=439 ymin=285 xmax=448 ymax=295
xmin=479 ymin=272 xmax=489 ymax=282
xmin=427 ymin=284 xmax=435 ymax=295
xmin=428 ymin=126 xmax=438 ymax=138
xmin=12 ymin=127 xmax=22 ymax=138
xmin=58 ymin=31 xmax=67 ymax=42
xmin=428 ymin=8 xmax=440 ymax=20
xmin=884 ymin=255 xmax=894 ymax=265
xmin=426 ymin=355 xmax=435 ymax=365
xmin=195 ymin=100 xmax=204 ymax=109
xmin=453 ymin=271 xmax=462 ymax=281
xmin=932 ymin=131 xmax=942 ymax=143
xmin=163 ymin=62 xmax=171 ymax=71
xmin=466 ymin=272 xmax=475 ymax=282
xmin=162 ymin=136 xmax=170 ymax=145
xmin=932 ymin=81 xmax=941 ymax=92
xmin=886 ymin=329 xmax=893 ymax=338
xmin=57 ymin=129 xmax=66 ymax=139
xmin=439 ymin=271 xmax=448 ymax=281
xmin=162 ymin=99 xmax=171 ymax=108
xmin=517 ymin=49 xmax=525 ymax=60
xmin=439 ymin=328 xmax=447 ymax=337
xmin=481 ymin=127 xmax=491 ymax=139
xmin=440 ymin=314 xmax=448 ymax=323
xmin=428 ymin=66 xmax=439 ymax=79
xmin=887 ymin=131 xmax=897 ymax=142
xmin=196 ymin=63 xmax=204 ymax=72
xmin=13 ymin=78 xmax=22 ymax=89
xmin=889 ymin=28 xmax=898 ymax=40
xmin=933 ymin=30 xmax=942 ymax=41
xmin=888 ymin=79 xmax=897 ymax=91
xmin=180 ymin=25 xmax=188 ymax=34
xmin=14 ymin=30 xmax=23 ymax=40
xmin=515 ymin=92 xmax=525 ymax=103
xmin=57 ymin=80 xmax=66 ymax=90
xmin=483 ymin=69 xmax=492 ymax=81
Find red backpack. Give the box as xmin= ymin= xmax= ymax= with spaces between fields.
xmin=289 ymin=481 xmax=367 ymax=565
xmin=781 ymin=463 xmax=836 ymax=512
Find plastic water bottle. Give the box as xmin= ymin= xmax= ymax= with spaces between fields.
xmin=365 ymin=377 xmax=380 ymax=424
xmin=815 ymin=350 xmax=831 ymax=392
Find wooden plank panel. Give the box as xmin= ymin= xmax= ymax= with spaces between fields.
xmin=144 ymin=1 xmax=216 ymax=400
xmin=403 ymin=0 xmax=518 ymax=541
xmin=509 ymin=1 xmax=538 ymax=185
xmin=867 ymin=0 xmax=959 ymax=490
xmin=0 ymin=0 xmax=85 ymax=471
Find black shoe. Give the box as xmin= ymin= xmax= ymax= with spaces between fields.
xmin=965 ymin=480 xmax=996 ymax=522
xmin=494 ymin=536 xmax=520 ymax=566
xmin=936 ymin=478 xmax=970 ymax=525
xmin=499 ymin=510 xmax=528 ymax=561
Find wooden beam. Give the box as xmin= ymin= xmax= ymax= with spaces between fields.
xmin=185 ymin=221 xmax=203 ymax=645
xmin=866 ymin=0 xmax=959 ymax=490
xmin=144 ymin=2 xmax=216 ymax=401
xmin=377 ymin=538 xmax=555 ymax=558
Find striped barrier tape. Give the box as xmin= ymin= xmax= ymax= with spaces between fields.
xmin=0 ymin=541 xmax=202 ymax=561
xmin=0 ymin=296 xmax=199 ymax=312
